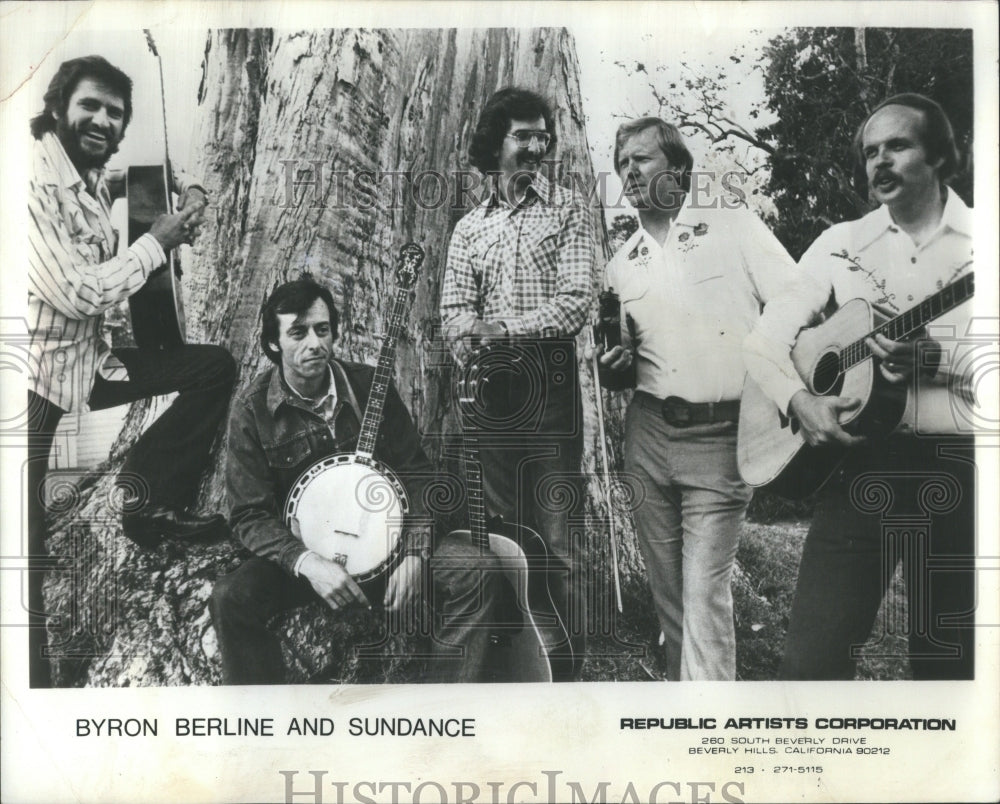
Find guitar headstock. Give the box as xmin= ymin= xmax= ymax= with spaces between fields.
xmin=143 ymin=30 xmax=160 ymax=57
xmin=396 ymin=243 xmax=424 ymax=290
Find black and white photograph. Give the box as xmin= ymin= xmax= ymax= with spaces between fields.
xmin=1 ymin=1 xmax=997 ymax=802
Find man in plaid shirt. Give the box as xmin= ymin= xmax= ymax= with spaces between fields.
xmin=441 ymin=88 xmax=597 ymax=680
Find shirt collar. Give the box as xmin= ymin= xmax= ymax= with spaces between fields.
xmin=855 ymin=187 xmax=972 ymax=251
xmin=483 ymin=171 xmax=550 ymax=211
xmin=37 ymin=131 xmax=102 ymax=193
xmin=267 ymin=360 xmax=360 ymax=421
xmin=627 ymin=189 xmax=707 ymax=257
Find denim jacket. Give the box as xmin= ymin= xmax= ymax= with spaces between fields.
xmin=226 ymin=358 xmax=433 ymax=576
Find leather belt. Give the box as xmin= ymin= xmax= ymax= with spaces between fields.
xmin=637 ymin=391 xmax=740 ymax=428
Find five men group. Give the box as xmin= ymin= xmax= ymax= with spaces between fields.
xmin=25 ymin=52 xmax=976 ymax=684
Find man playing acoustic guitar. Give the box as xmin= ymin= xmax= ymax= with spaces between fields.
xmin=26 ymin=56 xmax=236 ymax=687
xmin=212 ymin=277 xmax=503 ymax=684
xmin=744 ymin=94 xmax=976 ymax=679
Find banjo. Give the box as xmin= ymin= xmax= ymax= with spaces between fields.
xmin=283 ymin=243 xmax=425 ymax=582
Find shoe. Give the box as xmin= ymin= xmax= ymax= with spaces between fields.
xmin=122 ymin=506 xmax=227 ymax=549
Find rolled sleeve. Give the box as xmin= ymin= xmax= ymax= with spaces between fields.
xmin=743 ymin=228 xmax=836 ymax=413
xmin=28 ymin=183 xmax=164 ymax=320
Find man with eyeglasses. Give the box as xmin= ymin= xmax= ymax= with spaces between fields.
xmin=440 ymin=87 xmax=598 ymax=680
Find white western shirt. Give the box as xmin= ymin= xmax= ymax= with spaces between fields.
xmin=744 ymin=189 xmax=975 ymax=435
xmin=605 ymin=199 xmax=798 ymax=402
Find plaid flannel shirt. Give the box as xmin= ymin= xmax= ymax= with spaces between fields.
xmin=440 ymin=174 xmax=596 ymax=342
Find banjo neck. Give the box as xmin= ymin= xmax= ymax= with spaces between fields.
xmin=355 ymin=244 xmax=424 ymax=459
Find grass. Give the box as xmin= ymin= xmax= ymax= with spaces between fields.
xmin=580 ymin=515 xmax=910 ymax=681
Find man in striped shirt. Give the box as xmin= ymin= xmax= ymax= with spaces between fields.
xmin=441 ymin=88 xmax=598 ymax=680
xmin=26 ymin=56 xmax=236 ymax=686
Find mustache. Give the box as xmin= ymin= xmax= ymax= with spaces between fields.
xmin=873 ymin=168 xmax=900 ymax=184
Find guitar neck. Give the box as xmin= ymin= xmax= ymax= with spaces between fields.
xmin=355 ymin=286 xmax=410 ymax=457
xmin=840 ymin=272 xmax=974 ymax=370
xmin=461 ymin=435 xmax=491 ymax=551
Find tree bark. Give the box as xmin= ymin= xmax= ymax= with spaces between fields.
xmin=43 ymin=27 xmax=651 ymax=687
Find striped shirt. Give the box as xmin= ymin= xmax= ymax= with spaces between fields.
xmin=440 ymin=173 xmax=597 ymax=342
xmin=28 ymin=132 xmax=166 ymax=412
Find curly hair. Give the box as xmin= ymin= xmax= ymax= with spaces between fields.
xmin=30 ymin=56 xmax=133 ymax=140
xmin=468 ymin=87 xmax=557 ymax=173
xmin=854 ymin=93 xmax=960 ymax=184
xmin=260 ymin=275 xmax=339 ymax=364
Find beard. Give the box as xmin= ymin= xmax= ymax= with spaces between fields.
xmin=55 ymin=114 xmax=121 ymax=173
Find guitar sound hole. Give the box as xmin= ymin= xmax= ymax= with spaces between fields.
xmin=811 ymin=351 xmax=843 ymax=396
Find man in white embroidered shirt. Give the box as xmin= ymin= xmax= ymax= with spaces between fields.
xmin=743 ymin=94 xmax=976 ymax=679
xmin=595 ymin=117 xmax=799 ymax=680
xmin=26 ymin=56 xmax=236 ymax=687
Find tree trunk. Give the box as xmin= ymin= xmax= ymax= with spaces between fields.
xmin=43 ymin=27 xmax=652 ymax=687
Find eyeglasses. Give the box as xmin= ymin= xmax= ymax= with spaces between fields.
xmin=505 ymin=131 xmax=552 ymax=149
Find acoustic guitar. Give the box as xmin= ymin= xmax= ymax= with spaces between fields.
xmin=737 ymin=272 xmax=974 ymax=499
xmin=449 ymin=343 xmax=577 ymax=682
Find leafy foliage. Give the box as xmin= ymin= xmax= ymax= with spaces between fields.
xmin=618 ymin=27 xmax=974 ymax=259
xmin=758 ymin=28 xmax=973 ymax=258
xmin=608 ymin=213 xmax=639 ymax=251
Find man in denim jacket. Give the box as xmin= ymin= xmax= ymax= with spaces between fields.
xmin=211 ymin=277 xmax=502 ymax=683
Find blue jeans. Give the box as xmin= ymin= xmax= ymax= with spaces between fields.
xmin=781 ymin=436 xmax=975 ymax=680
xmin=624 ymin=394 xmax=750 ymax=680
xmin=210 ymin=534 xmax=505 ymax=684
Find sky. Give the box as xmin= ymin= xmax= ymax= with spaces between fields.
xmin=16 ymin=20 xmax=775 ymax=221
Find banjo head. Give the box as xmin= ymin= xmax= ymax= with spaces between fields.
xmin=284 ymin=454 xmax=409 ymax=581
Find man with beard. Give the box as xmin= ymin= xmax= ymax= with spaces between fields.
xmin=26 ymin=56 xmax=236 ymax=686
xmin=744 ymin=94 xmax=976 ymax=680
xmin=440 ymin=87 xmax=597 ymax=680
xmin=595 ymin=117 xmax=798 ymax=680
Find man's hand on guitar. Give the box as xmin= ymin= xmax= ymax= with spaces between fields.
xmin=451 ymin=319 xmax=507 ymax=364
xmin=299 ymin=552 xmax=370 ymax=612
xmin=177 ymin=187 xmax=208 ymax=215
xmin=149 ymin=204 xmax=205 ymax=251
xmin=789 ymin=390 xmax=866 ymax=447
xmin=384 ymin=555 xmax=424 ymax=632
xmin=866 ymin=333 xmax=916 ymax=384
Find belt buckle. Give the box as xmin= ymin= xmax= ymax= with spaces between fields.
xmin=662 ymin=396 xmax=691 ymax=427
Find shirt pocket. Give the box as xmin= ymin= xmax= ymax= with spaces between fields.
xmin=263 ymin=435 xmax=314 ymax=472
xmin=525 ymin=220 xmax=561 ymax=273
